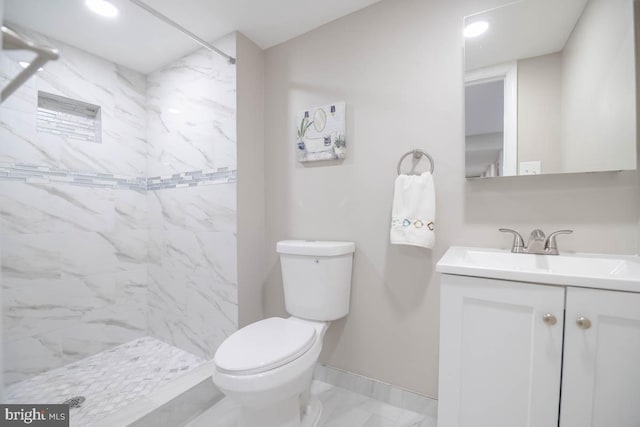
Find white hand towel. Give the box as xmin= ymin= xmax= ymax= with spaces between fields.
xmin=390 ymin=172 xmax=435 ymax=249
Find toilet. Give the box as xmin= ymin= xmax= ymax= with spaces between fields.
xmin=212 ymin=240 xmax=355 ymax=427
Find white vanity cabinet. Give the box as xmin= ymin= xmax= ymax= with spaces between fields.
xmin=560 ymin=287 xmax=640 ymax=427
xmin=438 ymin=272 xmax=640 ymax=427
xmin=439 ymin=274 xmax=565 ymax=427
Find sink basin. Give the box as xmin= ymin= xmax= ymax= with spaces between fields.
xmin=437 ymin=247 xmax=640 ymax=291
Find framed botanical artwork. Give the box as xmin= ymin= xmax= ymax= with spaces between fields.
xmin=296 ymin=102 xmax=346 ymax=162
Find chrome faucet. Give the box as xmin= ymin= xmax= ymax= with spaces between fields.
xmin=499 ymin=228 xmax=573 ymax=255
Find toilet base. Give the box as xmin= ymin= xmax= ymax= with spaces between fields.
xmin=301 ymin=397 xmax=322 ymax=427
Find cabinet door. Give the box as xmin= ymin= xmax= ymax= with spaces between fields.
xmin=438 ymin=275 xmax=564 ymax=427
xmin=560 ymin=287 xmax=640 ymax=427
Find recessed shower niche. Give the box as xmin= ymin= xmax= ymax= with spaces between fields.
xmin=36 ymin=91 xmax=102 ymax=144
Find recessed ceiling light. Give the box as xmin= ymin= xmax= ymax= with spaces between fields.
xmin=86 ymin=0 xmax=119 ymax=18
xmin=167 ymin=108 xmax=181 ymax=114
xmin=464 ymin=21 xmax=489 ymax=38
xmin=19 ymin=61 xmax=43 ymax=71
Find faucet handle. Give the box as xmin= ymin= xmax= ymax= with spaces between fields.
xmin=544 ymin=230 xmax=573 ymax=255
xmin=499 ymin=228 xmax=526 ymax=253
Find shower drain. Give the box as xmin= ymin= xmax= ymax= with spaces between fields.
xmin=63 ymin=396 xmax=86 ymax=409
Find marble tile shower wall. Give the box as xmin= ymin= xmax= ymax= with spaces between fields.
xmin=146 ymin=184 xmax=237 ymax=360
xmin=0 ymin=26 xmax=147 ymax=177
xmin=0 ymin=27 xmax=237 ymax=384
xmin=145 ymin=44 xmax=237 ymax=360
xmin=0 ymin=27 xmax=149 ymax=386
xmin=1 ymin=182 xmax=151 ymax=386
xmin=146 ymin=43 xmax=236 ymax=177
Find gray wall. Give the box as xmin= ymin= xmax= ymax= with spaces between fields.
xmin=561 ymin=0 xmax=636 ymax=173
xmin=236 ymin=33 xmax=266 ymax=328
xmin=517 ymin=52 xmax=562 ymax=174
xmin=261 ymin=0 xmax=640 ymax=397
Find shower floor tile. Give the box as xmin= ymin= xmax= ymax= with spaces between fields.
xmin=186 ymin=380 xmax=437 ymax=427
xmin=5 ymin=336 xmax=206 ymax=427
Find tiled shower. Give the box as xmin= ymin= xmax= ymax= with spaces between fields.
xmin=0 ymin=17 xmax=237 ymax=417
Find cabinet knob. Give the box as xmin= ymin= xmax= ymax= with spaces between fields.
xmin=542 ymin=313 xmax=557 ymax=326
xmin=576 ymin=316 xmax=592 ymax=330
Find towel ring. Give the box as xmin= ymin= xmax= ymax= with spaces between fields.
xmin=397 ymin=149 xmax=435 ymax=176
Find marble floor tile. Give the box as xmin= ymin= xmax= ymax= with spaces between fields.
xmin=186 ymin=380 xmax=433 ymax=427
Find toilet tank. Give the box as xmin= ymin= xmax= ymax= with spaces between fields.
xmin=277 ymin=240 xmax=355 ymax=321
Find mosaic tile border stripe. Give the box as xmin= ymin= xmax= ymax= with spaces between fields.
xmin=0 ymin=163 xmax=147 ymax=191
xmin=0 ymin=163 xmax=236 ymax=191
xmin=313 ymin=364 xmax=438 ymax=417
xmin=147 ymin=168 xmax=237 ymax=190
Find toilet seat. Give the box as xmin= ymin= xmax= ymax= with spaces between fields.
xmin=214 ymin=317 xmax=317 ymax=376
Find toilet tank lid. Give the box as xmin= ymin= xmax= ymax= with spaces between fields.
xmin=277 ymin=240 xmax=355 ymax=256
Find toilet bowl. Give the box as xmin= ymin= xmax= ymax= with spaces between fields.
xmin=211 ymin=240 xmax=355 ymax=427
xmin=212 ymin=317 xmax=327 ymax=427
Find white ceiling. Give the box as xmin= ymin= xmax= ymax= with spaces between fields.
xmin=4 ymin=0 xmax=382 ymax=74
xmin=465 ymin=0 xmax=589 ymax=71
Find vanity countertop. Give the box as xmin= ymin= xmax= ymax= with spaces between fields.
xmin=437 ymin=246 xmax=640 ymax=293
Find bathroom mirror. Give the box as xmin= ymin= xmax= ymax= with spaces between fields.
xmin=464 ymin=0 xmax=637 ymax=178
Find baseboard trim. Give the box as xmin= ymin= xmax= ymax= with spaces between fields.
xmin=313 ymin=364 xmax=437 ymax=417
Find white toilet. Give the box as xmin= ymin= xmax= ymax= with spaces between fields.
xmin=212 ymin=240 xmax=355 ymax=427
